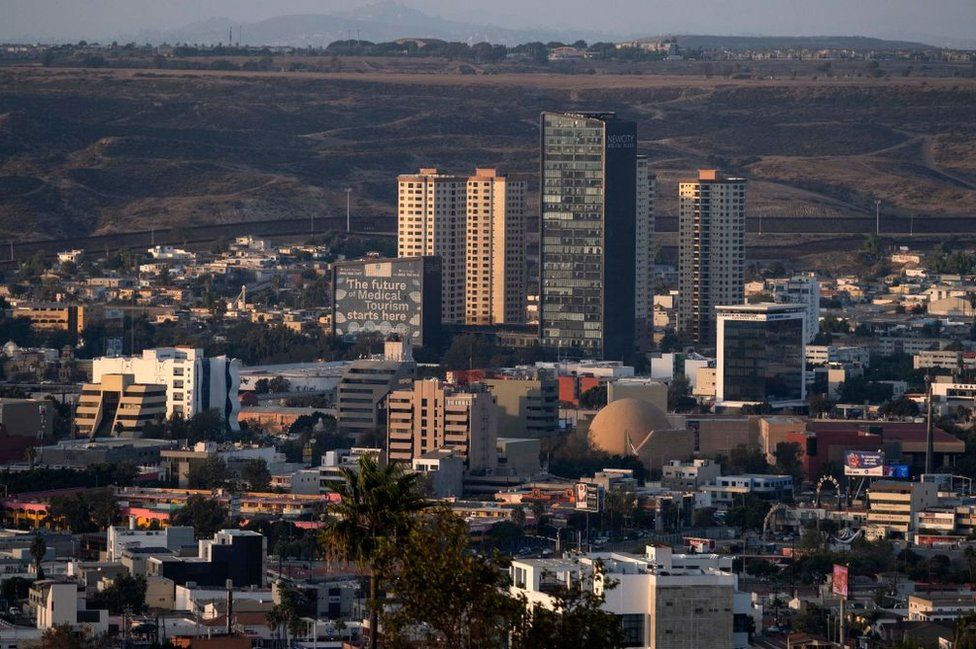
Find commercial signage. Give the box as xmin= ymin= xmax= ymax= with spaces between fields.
xmin=832 ymin=564 xmax=849 ymax=598
xmin=574 ymin=482 xmax=604 ymax=513
xmin=884 ymin=464 xmax=910 ymax=479
xmin=684 ymin=537 xmax=716 ymax=553
xmin=332 ymin=257 xmax=438 ymax=347
xmin=844 ymin=450 xmax=885 ymax=477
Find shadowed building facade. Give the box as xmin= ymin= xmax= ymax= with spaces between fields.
xmin=539 ymin=112 xmax=637 ymax=361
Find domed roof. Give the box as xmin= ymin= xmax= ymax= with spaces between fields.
xmin=588 ymin=397 xmax=673 ymax=456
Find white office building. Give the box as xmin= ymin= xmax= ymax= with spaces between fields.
xmin=511 ymin=545 xmax=757 ymax=649
xmin=704 ymin=474 xmax=794 ymax=509
xmin=771 ymin=273 xmax=820 ymax=344
xmin=93 ymin=347 xmax=242 ymax=430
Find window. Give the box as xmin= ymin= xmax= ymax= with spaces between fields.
xmin=619 ymin=614 xmax=644 ymax=647
xmin=512 ymin=567 xmax=526 ymax=589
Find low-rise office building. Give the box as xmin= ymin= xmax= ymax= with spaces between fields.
xmin=511 ymin=545 xmax=741 ymax=649
xmin=868 ymin=481 xmax=939 ymax=537
xmin=75 ymin=374 xmax=167 ymax=437
xmin=483 ymin=369 xmax=558 ymax=438
xmin=661 ymin=459 xmax=722 ymax=491
xmin=336 ymin=339 xmax=416 ymax=444
xmin=704 ymin=474 xmax=794 ymax=509
xmin=92 ymin=347 xmax=242 ymax=431
xmin=607 ymin=377 xmax=668 ymax=412
xmin=147 ymin=529 xmax=266 ymax=589
xmin=908 ymin=592 xmax=976 ymax=622
xmin=13 ymin=304 xmax=92 ymax=337
xmin=716 ymin=304 xmax=806 ymax=408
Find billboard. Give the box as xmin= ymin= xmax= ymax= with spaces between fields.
xmin=332 ymin=256 xmax=441 ymax=347
xmin=832 ymin=564 xmax=849 ymax=598
xmin=844 ymin=450 xmax=885 ymax=477
xmin=574 ymin=482 xmax=604 ymax=513
xmin=884 ymin=464 xmax=910 ymax=479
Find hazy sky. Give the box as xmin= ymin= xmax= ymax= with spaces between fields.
xmin=2 ymin=0 xmax=974 ymax=43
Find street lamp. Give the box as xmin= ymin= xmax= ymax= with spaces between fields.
xmin=346 ymin=187 xmax=352 ymax=233
xmin=875 ymin=199 xmax=881 ymax=236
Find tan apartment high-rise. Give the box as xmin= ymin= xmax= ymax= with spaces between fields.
xmin=465 ymin=168 xmax=526 ymax=326
xmin=398 ymin=168 xmax=467 ymax=324
xmin=398 ymin=168 xmax=525 ymax=326
xmin=677 ymin=169 xmax=746 ymax=344
xmin=386 ymin=379 xmax=498 ymax=473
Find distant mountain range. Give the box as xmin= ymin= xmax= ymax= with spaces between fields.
xmin=669 ymin=34 xmax=935 ymax=51
xmin=123 ymin=2 xmax=950 ymax=50
xmin=131 ymin=1 xmax=611 ymax=47
xmin=5 ymin=0 xmax=961 ymax=50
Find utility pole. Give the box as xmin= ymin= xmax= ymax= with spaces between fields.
xmin=910 ymin=213 xmax=914 ymax=237
xmin=925 ymin=374 xmax=934 ymax=474
xmin=839 ymin=596 xmax=846 ymax=645
xmin=875 ymin=199 xmax=881 ymax=236
xmin=346 ymin=187 xmax=352 ymax=233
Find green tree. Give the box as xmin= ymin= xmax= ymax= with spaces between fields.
xmin=807 ymin=393 xmax=834 ymax=418
xmin=839 ymin=376 xmax=893 ymax=404
xmin=488 ymin=520 xmax=525 ymax=554
xmin=725 ymin=444 xmax=771 ymax=474
xmin=880 ymin=396 xmax=921 ymax=418
xmin=579 ymin=384 xmax=607 ymax=410
xmin=0 ymin=576 xmax=31 ymax=605
xmin=956 ymin=612 xmax=976 ymax=649
xmin=170 ymin=494 xmax=229 ymax=539
xmin=88 ymin=489 xmax=119 ymax=529
xmin=382 ymin=508 xmax=519 ymax=648
xmin=48 ymin=488 xmax=117 ymax=533
xmin=88 ymin=574 xmax=147 ymax=614
xmin=773 ymin=442 xmax=804 ymax=488
xmin=667 ymin=376 xmax=696 ymax=412
xmin=725 ymin=494 xmax=772 ymax=532
xmin=318 ymin=455 xmax=426 ymax=649
xmin=268 ymin=376 xmax=291 ymax=393
xmin=25 ymin=625 xmax=113 ymax=649
xmin=604 ymin=488 xmax=637 ymax=533
xmin=241 ymin=459 xmax=272 ymax=491
xmin=510 ymin=579 xmax=625 ymax=649
xmin=186 ymin=456 xmax=230 ymax=489
xmin=793 ymin=603 xmax=827 ymax=635
xmin=441 ymin=334 xmax=496 ymax=370
xmin=186 ymin=409 xmax=225 ymax=443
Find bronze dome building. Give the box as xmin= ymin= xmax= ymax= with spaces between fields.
xmin=587 ymin=398 xmax=694 ymax=470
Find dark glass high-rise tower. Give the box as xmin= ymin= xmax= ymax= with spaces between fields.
xmin=539 ymin=112 xmax=637 ymax=361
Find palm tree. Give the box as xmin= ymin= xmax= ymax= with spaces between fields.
xmin=30 ymin=534 xmax=46 ymax=580
xmin=265 ymin=605 xmax=286 ymax=649
xmin=965 ymin=546 xmax=976 ymax=583
xmin=319 ymin=455 xmax=425 ymax=649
